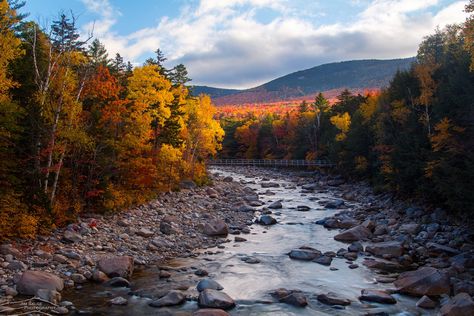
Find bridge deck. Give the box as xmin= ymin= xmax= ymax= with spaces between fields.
xmin=208 ymin=159 xmax=334 ymax=168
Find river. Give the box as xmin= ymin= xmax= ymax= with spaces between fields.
xmin=65 ymin=167 xmax=431 ymax=315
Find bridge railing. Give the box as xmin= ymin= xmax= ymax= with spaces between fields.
xmin=208 ymin=159 xmax=335 ymax=168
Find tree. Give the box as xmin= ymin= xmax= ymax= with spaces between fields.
xmin=169 ymin=64 xmax=191 ymax=86
xmin=183 ymin=95 xmax=224 ymax=178
xmin=127 ymin=64 xmax=174 ymax=152
xmin=87 ymin=38 xmax=109 ymax=68
xmin=464 ymin=1 xmax=474 ymax=70
xmin=311 ymin=92 xmax=329 ymax=155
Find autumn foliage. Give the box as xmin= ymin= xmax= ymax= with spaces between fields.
xmin=0 ymin=4 xmax=223 ymax=239
xmin=218 ymin=15 xmax=474 ymax=213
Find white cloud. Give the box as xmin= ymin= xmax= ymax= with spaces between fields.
xmin=80 ymin=0 xmax=469 ymax=88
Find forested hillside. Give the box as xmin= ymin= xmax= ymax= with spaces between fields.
xmin=0 ymin=2 xmax=223 ymax=238
xmin=218 ymin=20 xmax=474 ymax=213
xmin=193 ymin=58 xmax=414 ymax=105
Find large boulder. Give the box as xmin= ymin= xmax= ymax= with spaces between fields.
xmin=271 ymin=288 xmax=307 ymax=307
xmin=334 ymin=225 xmax=371 ymax=242
xmin=359 ymin=289 xmax=396 ymax=304
xmin=289 ymin=249 xmax=321 ymax=261
xmin=317 ymin=292 xmax=351 ymax=306
xmin=63 ymin=230 xmax=83 ymax=243
xmin=398 ymin=223 xmax=421 ymax=235
xmin=394 ymin=267 xmax=450 ymax=296
xmin=268 ymin=201 xmax=283 ymax=209
xmin=325 ymin=200 xmax=345 ymax=209
xmin=365 ymin=241 xmax=404 ymax=257
xmin=136 ymin=228 xmax=154 ymax=237
xmin=198 ymin=289 xmax=235 ymax=310
xmin=363 ymin=259 xmax=405 ymax=273
xmin=16 ymin=271 xmax=64 ymax=296
xmin=98 ymin=256 xmax=134 ymax=279
xmin=257 ymin=215 xmax=277 ymax=226
xmin=197 ymin=279 xmax=224 ymax=292
xmin=440 ymin=292 xmax=474 ymax=316
xmin=203 ymin=219 xmax=228 ymax=236
xmin=149 ymin=290 xmax=186 ymax=307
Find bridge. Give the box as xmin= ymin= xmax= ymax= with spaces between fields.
xmin=208 ymin=159 xmax=335 ymax=168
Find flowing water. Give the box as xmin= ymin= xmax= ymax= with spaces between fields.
xmin=65 ymin=167 xmax=432 ymax=315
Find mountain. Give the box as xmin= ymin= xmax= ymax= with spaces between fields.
xmin=192 ymin=57 xmax=416 ymax=105
xmin=190 ymin=86 xmax=240 ymax=98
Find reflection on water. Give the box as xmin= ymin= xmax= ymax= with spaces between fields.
xmin=65 ymin=167 xmax=431 ymax=315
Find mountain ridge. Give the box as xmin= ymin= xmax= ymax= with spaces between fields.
xmin=192 ymin=57 xmax=416 ymax=105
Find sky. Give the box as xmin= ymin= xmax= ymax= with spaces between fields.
xmin=21 ymin=0 xmax=469 ymax=89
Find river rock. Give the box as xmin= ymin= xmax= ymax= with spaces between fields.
xmin=366 ymin=241 xmax=404 ymax=257
xmin=271 ymin=288 xmax=307 ymax=307
xmin=453 ymin=280 xmax=474 ymax=296
xmin=289 ymin=249 xmax=321 ymax=261
xmin=359 ymin=289 xmax=396 ymax=304
xmin=281 ymin=292 xmax=308 ymax=307
xmin=363 ymin=259 xmax=405 ymax=273
xmin=301 ymin=183 xmax=317 ymax=190
xmin=203 ymin=219 xmax=228 ymax=236
xmin=258 ymin=215 xmax=277 ymax=225
xmin=426 ymin=242 xmax=460 ymax=255
xmin=4 ymin=287 xmax=18 ymax=297
xmin=322 ymin=217 xmax=359 ymax=229
xmin=149 ymin=290 xmax=186 ymax=307
xmin=317 ymin=292 xmax=351 ymax=306
xmin=36 ymin=289 xmax=61 ymax=304
xmin=98 ymin=255 xmax=134 ymax=279
xmin=53 ymin=254 xmax=68 ymax=264
xmin=399 ymin=223 xmax=421 ymax=235
xmin=296 ymin=205 xmax=310 ymax=211
xmin=314 ymin=255 xmax=332 ymax=266
xmin=394 ymin=267 xmax=450 ymax=296
xmin=416 ymin=295 xmax=437 ymax=309
xmin=92 ymin=269 xmax=109 ymax=283
xmin=180 ymin=179 xmax=197 ymax=189
xmin=325 ymin=200 xmax=345 ymax=209
xmin=63 ymin=230 xmax=82 ymax=243
xmin=222 ymin=176 xmax=233 ymax=182
xmin=268 ymin=201 xmax=283 ymax=209
xmin=241 ymin=256 xmax=261 ymax=264
xmin=193 ymin=309 xmax=230 ymax=316
xmin=136 ymin=228 xmax=154 ymax=237
xmin=7 ymin=260 xmax=27 ymax=271
xmin=440 ymin=292 xmax=474 ymax=316
xmin=195 ymin=268 xmax=208 ymax=276
xmin=0 ymin=244 xmax=21 ymax=257
xmin=348 ymin=242 xmax=363 ymax=252
xmin=334 ymin=225 xmax=371 ymax=242
xmin=160 ymin=221 xmax=177 ymax=235
xmin=71 ymin=273 xmax=87 ymax=284
xmin=110 ymin=296 xmax=128 ymax=305
xmin=105 ymin=277 xmax=131 ymax=287
xmin=261 ymin=182 xmax=279 ymax=188
xmin=198 ymin=289 xmax=235 ymax=310
xmin=197 ymin=279 xmax=224 ymax=292
xmin=16 ymin=270 xmax=64 ymax=296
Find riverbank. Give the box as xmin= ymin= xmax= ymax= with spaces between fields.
xmin=0 ymin=175 xmax=255 ymax=314
xmin=1 ymin=166 xmax=473 ymax=315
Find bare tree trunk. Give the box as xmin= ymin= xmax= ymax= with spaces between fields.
xmin=50 ymin=148 xmax=66 ymax=207
xmin=43 ymin=91 xmax=65 ymax=193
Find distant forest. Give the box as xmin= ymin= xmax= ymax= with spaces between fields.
xmin=218 ymin=6 xmax=474 ymax=213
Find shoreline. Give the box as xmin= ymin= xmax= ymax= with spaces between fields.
xmin=0 ymin=172 xmax=255 ymax=313
xmin=1 ymin=166 xmax=473 ymax=315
